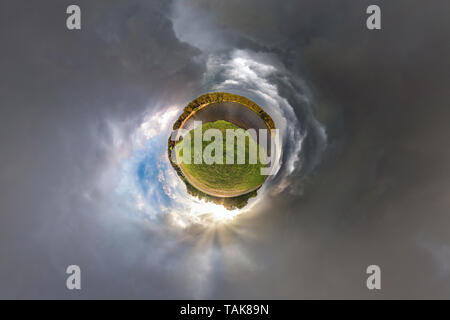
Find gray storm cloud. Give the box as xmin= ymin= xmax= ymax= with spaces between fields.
xmin=1 ymin=0 xmax=450 ymax=299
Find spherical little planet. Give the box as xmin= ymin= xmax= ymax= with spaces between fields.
xmin=168 ymin=92 xmax=276 ymax=209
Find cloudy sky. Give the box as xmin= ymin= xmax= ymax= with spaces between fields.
xmin=1 ymin=0 xmax=450 ymax=299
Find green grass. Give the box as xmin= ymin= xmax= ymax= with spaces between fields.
xmin=175 ymin=120 xmax=266 ymax=197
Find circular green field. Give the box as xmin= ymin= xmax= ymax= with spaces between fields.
xmin=175 ymin=120 xmax=266 ymax=197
